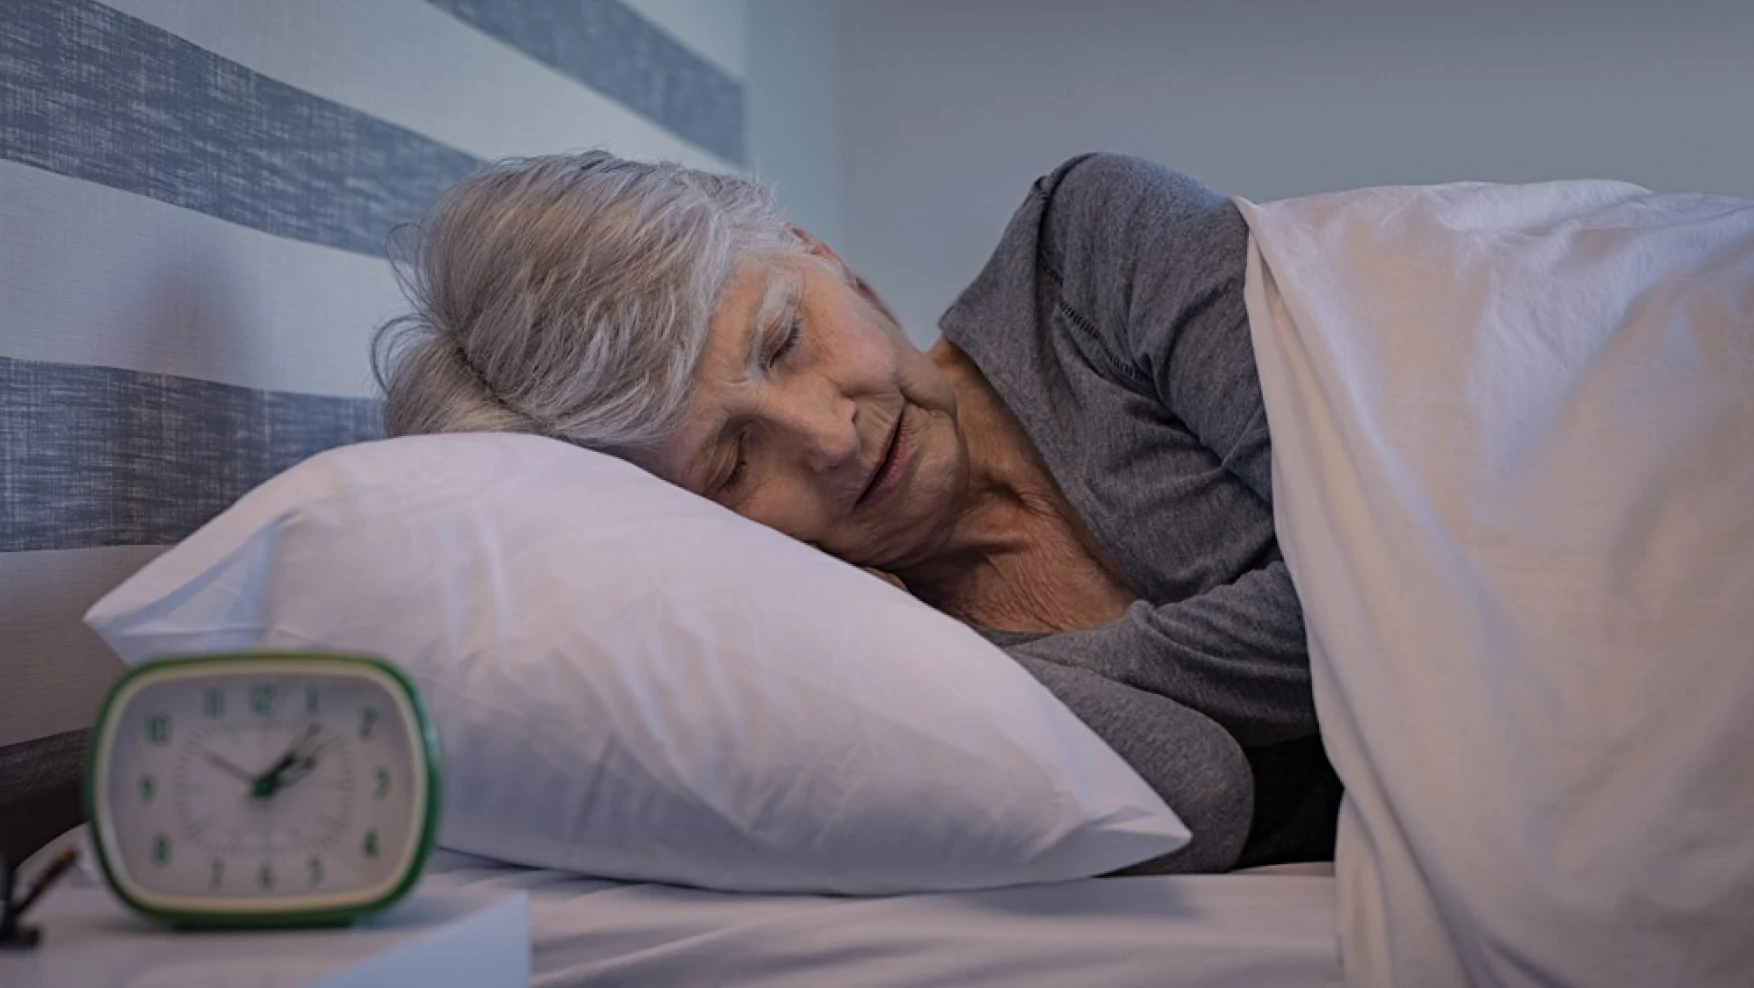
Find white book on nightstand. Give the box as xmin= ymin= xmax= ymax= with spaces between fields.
xmin=0 ymin=880 xmax=530 ymax=988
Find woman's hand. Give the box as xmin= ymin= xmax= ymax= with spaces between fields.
xmin=862 ymin=567 xmax=909 ymax=593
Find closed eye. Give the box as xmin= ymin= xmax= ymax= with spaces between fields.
xmin=718 ymin=430 xmax=751 ymax=496
xmin=766 ymin=320 xmax=803 ymax=367
xmin=721 ymin=316 xmax=800 ymax=497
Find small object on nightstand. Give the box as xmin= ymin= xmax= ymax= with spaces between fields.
xmin=84 ymin=651 xmax=442 ymax=929
xmin=0 ymin=849 xmax=80 ymax=949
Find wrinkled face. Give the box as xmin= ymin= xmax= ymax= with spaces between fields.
xmin=638 ymin=250 xmax=967 ymax=569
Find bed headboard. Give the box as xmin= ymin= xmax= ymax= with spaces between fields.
xmin=0 ymin=0 xmax=748 ymax=861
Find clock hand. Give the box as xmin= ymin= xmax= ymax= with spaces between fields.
xmin=275 ymin=731 xmax=344 ymax=791
xmin=250 ymin=755 xmax=296 ymax=799
xmin=291 ymin=723 xmax=337 ymax=759
xmin=203 ymin=751 xmax=259 ymax=786
xmin=251 ymin=724 xmax=323 ymax=799
xmin=275 ymin=758 xmax=318 ymax=790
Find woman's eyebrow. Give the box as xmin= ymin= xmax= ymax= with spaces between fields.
xmin=686 ymin=269 xmax=797 ymax=493
xmin=741 ymin=269 xmax=801 ymax=378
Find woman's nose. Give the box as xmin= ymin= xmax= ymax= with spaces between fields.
xmin=775 ymin=388 xmax=860 ymax=474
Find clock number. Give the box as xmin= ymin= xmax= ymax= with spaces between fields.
xmin=362 ymin=829 xmax=380 ymax=859
xmin=145 ymin=713 xmax=171 ymax=745
xmin=305 ymin=685 xmax=320 ymax=715
xmin=151 ymin=834 xmax=171 ymax=865
xmin=359 ymin=707 xmax=378 ymax=739
xmin=257 ymin=861 xmax=276 ymax=891
xmin=209 ymin=858 xmax=224 ymax=889
xmin=307 ymin=855 xmax=324 ymax=886
xmin=249 ymin=683 xmax=276 ymax=716
xmin=374 ymin=767 xmax=391 ymax=800
xmin=203 ymin=688 xmax=225 ymax=718
xmin=139 ymin=774 xmax=156 ymax=804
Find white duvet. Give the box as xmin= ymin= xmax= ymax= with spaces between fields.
xmin=1237 ymin=182 xmax=1754 ymax=987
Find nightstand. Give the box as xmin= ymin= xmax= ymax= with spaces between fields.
xmin=0 ymin=882 xmax=529 ymax=987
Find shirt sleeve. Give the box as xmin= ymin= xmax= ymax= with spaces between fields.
xmin=1001 ymin=562 xmax=1316 ymax=747
xmin=1032 ymin=152 xmax=1274 ymax=504
xmin=964 ymin=154 xmax=1315 ymax=745
xmin=1006 ymin=653 xmax=1254 ymax=873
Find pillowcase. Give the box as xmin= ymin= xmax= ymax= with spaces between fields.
xmin=85 ymin=433 xmax=1187 ymax=894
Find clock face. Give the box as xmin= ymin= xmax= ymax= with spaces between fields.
xmin=90 ymin=655 xmax=436 ymax=922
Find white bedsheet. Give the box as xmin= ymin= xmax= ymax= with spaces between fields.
xmin=423 ymin=850 xmax=1341 ymax=988
xmin=1240 ymin=181 xmax=1754 ymax=987
xmin=25 ymin=830 xmax=1338 ymax=987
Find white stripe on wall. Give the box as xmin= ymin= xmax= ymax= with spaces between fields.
xmin=0 ymin=546 xmax=162 ymax=747
xmin=100 ymin=0 xmax=741 ymax=173
xmin=623 ymin=0 xmax=749 ymax=79
xmin=0 ymin=161 xmax=399 ymax=398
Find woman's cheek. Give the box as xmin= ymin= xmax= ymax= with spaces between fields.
xmin=744 ymin=488 xmax=831 ymax=548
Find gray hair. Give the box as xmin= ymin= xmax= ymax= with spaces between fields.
xmin=372 ymin=151 xmax=803 ymax=454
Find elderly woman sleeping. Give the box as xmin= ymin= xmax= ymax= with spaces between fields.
xmin=373 ymin=151 xmax=1342 ymax=873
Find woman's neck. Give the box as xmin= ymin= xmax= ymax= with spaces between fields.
xmin=913 ymin=339 xmax=1055 ymax=555
xmin=894 ymin=341 xmax=1138 ymax=632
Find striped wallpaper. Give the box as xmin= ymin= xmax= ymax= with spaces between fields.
xmin=0 ymin=0 xmax=750 ymax=786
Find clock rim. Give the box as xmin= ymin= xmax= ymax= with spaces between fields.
xmin=85 ymin=651 xmax=442 ymax=928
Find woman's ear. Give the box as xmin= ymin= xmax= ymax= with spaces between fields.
xmin=791 ymin=225 xmax=844 ymax=267
xmin=791 ymin=225 xmax=905 ymax=331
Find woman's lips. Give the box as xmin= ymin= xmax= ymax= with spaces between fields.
xmin=856 ymin=408 xmax=909 ymax=509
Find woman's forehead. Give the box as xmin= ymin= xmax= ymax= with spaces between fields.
xmin=714 ymin=256 xmax=802 ymax=335
xmin=636 ymin=259 xmax=792 ymax=491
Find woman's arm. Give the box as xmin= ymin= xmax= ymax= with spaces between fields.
xmin=946 ymin=153 xmax=1320 ymax=745
xmin=1035 ymin=152 xmax=1274 ymax=503
xmin=948 ymin=153 xmax=1338 ymax=863
xmin=1003 ymin=564 xmax=1316 ymax=747
xmin=1008 ymin=653 xmax=1254 ymax=873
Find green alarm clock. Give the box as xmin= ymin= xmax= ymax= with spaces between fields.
xmin=85 ymin=652 xmax=442 ymax=928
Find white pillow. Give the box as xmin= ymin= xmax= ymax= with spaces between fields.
xmin=85 ymin=433 xmax=1187 ymax=894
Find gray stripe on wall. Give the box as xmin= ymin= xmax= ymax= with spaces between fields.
xmin=426 ymin=0 xmax=746 ymax=165
xmin=0 ymin=357 xmax=383 ymax=553
xmin=0 ymin=0 xmax=484 ymax=258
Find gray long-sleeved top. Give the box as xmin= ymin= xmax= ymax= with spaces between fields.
xmin=939 ymin=153 xmax=1342 ymax=873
